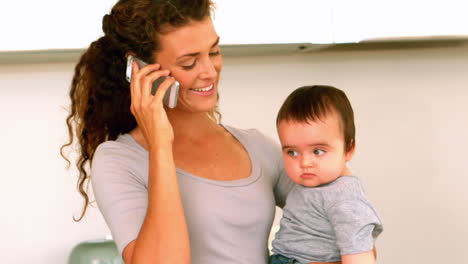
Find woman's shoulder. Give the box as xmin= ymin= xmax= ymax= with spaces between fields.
xmin=223 ymin=125 xmax=279 ymax=148
xmin=96 ymin=133 xmax=144 ymax=153
xmin=91 ymin=134 xmax=149 ymax=189
xmin=223 ymin=125 xmax=283 ymax=167
xmin=93 ymin=133 xmax=147 ymax=169
xmin=223 ymin=125 xmax=261 ymax=136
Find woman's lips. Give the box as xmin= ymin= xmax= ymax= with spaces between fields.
xmin=189 ymin=84 xmax=215 ymax=95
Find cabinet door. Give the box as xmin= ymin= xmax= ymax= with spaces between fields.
xmin=332 ymin=0 xmax=468 ymax=43
xmin=214 ymin=0 xmax=335 ymax=44
xmin=1 ymin=0 xmax=115 ymax=51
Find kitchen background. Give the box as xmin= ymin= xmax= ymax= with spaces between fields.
xmin=1 ymin=0 xmax=467 ymax=263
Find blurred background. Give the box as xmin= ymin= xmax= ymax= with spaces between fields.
xmin=1 ymin=0 xmax=467 ymax=263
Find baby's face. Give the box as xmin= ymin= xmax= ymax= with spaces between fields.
xmin=277 ymin=112 xmax=354 ymax=187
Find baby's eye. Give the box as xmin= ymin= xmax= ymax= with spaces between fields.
xmin=313 ymin=149 xmax=325 ymax=156
xmin=286 ymin=150 xmax=299 ymax=157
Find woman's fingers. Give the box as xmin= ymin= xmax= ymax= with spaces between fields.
xmin=152 ymin=76 xmax=175 ymax=106
xmin=129 ymin=61 xmax=141 ymax=116
xmin=130 ymin=63 xmax=168 ymax=113
xmin=136 ymin=64 xmax=161 ymax=96
xmin=141 ymin=69 xmax=170 ymax=101
xmin=128 ymin=62 xmax=175 ymax=146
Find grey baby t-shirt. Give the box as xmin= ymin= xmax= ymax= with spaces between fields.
xmin=272 ymin=176 xmax=383 ymax=263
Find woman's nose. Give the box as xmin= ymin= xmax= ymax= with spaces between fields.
xmin=199 ymin=57 xmax=218 ymax=80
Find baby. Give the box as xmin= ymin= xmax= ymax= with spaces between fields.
xmin=271 ymin=85 xmax=383 ymax=264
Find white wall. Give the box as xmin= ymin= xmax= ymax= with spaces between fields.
xmin=1 ymin=43 xmax=467 ymax=263
xmin=0 ymin=63 xmax=110 ymax=263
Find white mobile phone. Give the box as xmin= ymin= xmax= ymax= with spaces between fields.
xmin=126 ymin=55 xmax=179 ymax=108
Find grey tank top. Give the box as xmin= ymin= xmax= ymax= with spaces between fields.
xmin=91 ymin=125 xmax=294 ymax=264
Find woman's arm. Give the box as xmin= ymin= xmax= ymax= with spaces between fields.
xmin=123 ymin=63 xmax=190 ymax=264
xmin=124 ymin=146 xmax=190 ymax=264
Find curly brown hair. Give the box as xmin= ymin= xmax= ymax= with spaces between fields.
xmin=61 ymin=0 xmax=216 ymax=221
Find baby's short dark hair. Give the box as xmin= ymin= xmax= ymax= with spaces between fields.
xmin=276 ymin=85 xmax=355 ymax=152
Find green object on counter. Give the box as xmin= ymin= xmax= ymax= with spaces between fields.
xmin=68 ymin=239 xmax=124 ymax=264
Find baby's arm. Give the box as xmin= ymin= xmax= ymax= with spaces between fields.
xmin=327 ymin=198 xmax=382 ymax=264
xmin=342 ymin=249 xmax=375 ymax=264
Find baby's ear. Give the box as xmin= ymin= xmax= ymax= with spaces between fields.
xmin=345 ymin=142 xmax=355 ymax=162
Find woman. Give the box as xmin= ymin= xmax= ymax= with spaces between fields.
xmin=62 ymin=0 xmax=293 ymax=263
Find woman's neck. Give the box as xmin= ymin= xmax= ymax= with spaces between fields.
xmin=129 ymin=109 xmax=220 ymax=150
xmin=168 ymin=110 xmax=219 ymax=139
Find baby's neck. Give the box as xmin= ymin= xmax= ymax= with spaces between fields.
xmin=341 ymin=166 xmax=352 ymax=176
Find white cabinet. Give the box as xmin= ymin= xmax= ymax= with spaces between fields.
xmin=332 ymin=0 xmax=468 ymax=43
xmin=1 ymin=0 xmax=467 ymax=52
xmin=214 ymin=0 xmax=334 ymax=44
xmin=0 ymin=0 xmax=114 ymax=51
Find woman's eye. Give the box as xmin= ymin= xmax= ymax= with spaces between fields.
xmin=181 ymin=61 xmax=196 ymax=70
xmin=181 ymin=51 xmax=219 ymax=70
xmin=209 ymin=50 xmax=221 ymax=56
xmin=313 ymin=149 xmax=325 ymax=155
xmin=286 ymin=150 xmax=299 ymax=157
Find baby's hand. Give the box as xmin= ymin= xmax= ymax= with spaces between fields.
xmin=341 ymin=249 xmax=375 ymax=264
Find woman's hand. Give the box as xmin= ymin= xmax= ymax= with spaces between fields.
xmin=126 ymin=62 xmax=190 ymax=264
xmin=129 ymin=62 xmax=176 ymax=150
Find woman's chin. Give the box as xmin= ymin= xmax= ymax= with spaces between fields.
xmin=173 ymin=99 xmax=218 ymax=114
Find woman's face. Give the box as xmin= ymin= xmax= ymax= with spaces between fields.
xmin=155 ymin=17 xmax=222 ymax=113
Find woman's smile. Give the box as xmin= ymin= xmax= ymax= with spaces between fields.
xmin=189 ymin=83 xmax=215 ymax=95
